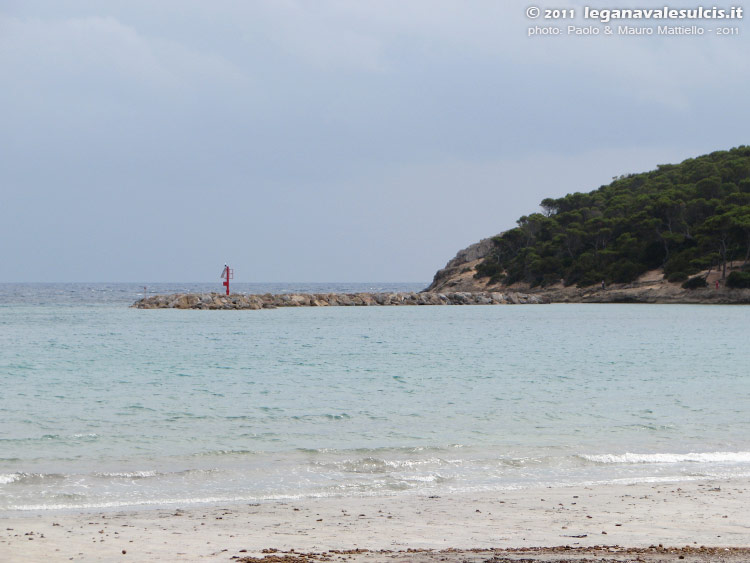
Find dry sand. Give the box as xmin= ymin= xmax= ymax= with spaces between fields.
xmin=2 ymin=478 xmax=749 ymax=562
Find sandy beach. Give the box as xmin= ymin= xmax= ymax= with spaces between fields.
xmin=2 ymin=478 xmax=749 ymax=562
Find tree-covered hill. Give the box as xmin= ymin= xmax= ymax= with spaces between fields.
xmin=474 ymin=146 xmax=750 ymax=288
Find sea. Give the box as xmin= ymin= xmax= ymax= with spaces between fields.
xmin=1 ymin=282 xmax=749 ymax=514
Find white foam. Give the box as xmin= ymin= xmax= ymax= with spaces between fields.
xmin=4 ymin=492 xmax=338 ymax=512
xmin=95 ymin=471 xmax=157 ymax=478
xmin=0 ymin=473 xmax=22 ymax=485
xmin=580 ymin=451 xmax=750 ymax=464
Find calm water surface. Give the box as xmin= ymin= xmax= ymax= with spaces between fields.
xmin=1 ymin=284 xmax=748 ymax=512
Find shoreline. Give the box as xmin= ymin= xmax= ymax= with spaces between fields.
xmin=427 ymin=261 xmax=750 ymax=306
xmin=527 ymin=285 xmax=750 ymax=305
xmin=3 ymin=478 xmax=749 ymax=562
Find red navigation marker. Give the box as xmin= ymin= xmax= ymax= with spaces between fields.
xmin=221 ymin=264 xmax=234 ymax=295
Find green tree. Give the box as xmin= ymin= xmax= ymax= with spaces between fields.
xmin=472 ymin=146 xmax=750 ymax=288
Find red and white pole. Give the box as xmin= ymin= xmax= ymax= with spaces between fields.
xmin=221 ymin=264 xmax=233 ymax=295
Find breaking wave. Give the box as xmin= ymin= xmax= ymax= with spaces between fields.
xmin=579 ymin=451 xmax=750 ymax=464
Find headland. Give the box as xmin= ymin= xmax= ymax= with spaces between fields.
xmin=427 ymin=239 xmax=750 ymax=305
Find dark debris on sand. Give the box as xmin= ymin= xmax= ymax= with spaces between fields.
xmin=232 ymin=546 xmax=750 ymax=563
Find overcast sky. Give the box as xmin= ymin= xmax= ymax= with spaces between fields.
xmin=1 ymin=0 xmax=748 ymax=282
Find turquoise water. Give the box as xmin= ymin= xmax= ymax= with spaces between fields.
xmin=1 ymin=284 xmax=749 ymax=512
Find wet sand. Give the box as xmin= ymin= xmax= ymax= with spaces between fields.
xmin=1 ymin=478 xmax=749 ymax=562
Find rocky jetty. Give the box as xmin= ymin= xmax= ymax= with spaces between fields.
xmin=132 ymin=291 xmax=548 ymax=310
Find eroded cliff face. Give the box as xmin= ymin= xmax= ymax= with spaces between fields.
xmin=425 ymin=235 xmax=500 ymax=292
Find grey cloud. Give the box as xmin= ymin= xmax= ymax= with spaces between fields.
xmin=1 ymin=1 xmax=748 ymax=281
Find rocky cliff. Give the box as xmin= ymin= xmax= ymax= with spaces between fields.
xmin=425 ymin=235 xmax=500 ymax=292
xmin=426 ymin=239 xmax=750 ymax=304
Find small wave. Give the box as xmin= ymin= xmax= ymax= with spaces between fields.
xmin=405 ymin=473 xmax=450 ymax=484
xmin=325 ymin=413 xmax=350 ymax=420
xmin=579 ymin=451 xmax=750 ymax=464
xmin=3 ymin=468 xmax=220 ymax=488
xmin=5 ymin=496 xmax=251 ymax=512
xmin=0 ymin=473 xmax=22 ymax=485
xmin=0 ymin=472 xmax=64 ymax=485
xmin=1 ymin=433 xmax=98 ymax=443
xmin=291 ymin=413 xmax=351 ymax=422
xmin=94 ymin=471 xmax=157 ymax=479
xmin=297 ymin=444 xmax=465 ymax=456
xmin=615 ymin=423 xmax=675 ymax=432
xmin=335 ymin=457 xmax=392 ymax=474
xmin=191 ymin=449 xmax=260 ymax=458
xmin=313 ymin=456 xmax=447 ymax=474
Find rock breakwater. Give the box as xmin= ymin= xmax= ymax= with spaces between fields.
xmin=132 ymin=291 xmax=548 ymax=310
